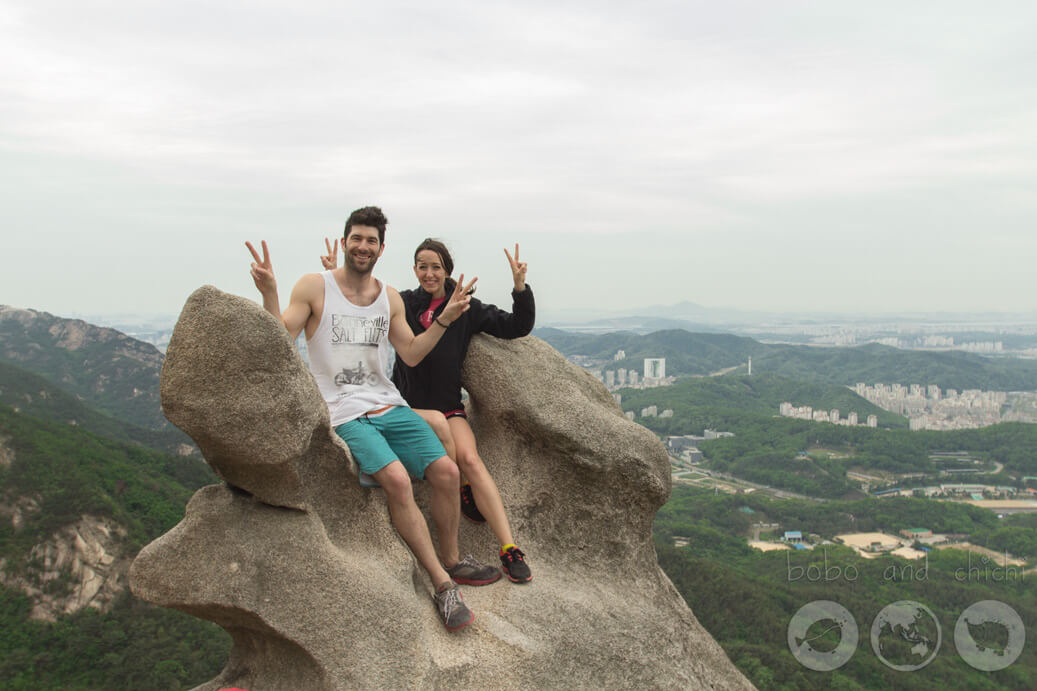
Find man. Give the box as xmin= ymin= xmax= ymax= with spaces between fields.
xmin=246 ymin=206 xmax=499 ymax=632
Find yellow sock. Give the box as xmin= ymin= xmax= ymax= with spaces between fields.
xmin=500 ymin=543 xmax=517 ymax=554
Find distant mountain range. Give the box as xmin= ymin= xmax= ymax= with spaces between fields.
xmin=0 ymin=305 xmax=169 ymax=430
xmin=535 ymin=327 xmax=1037 ymax=391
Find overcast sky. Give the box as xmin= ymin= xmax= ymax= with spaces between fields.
xmin=2 ymin=1 xmax=1035 ymax=321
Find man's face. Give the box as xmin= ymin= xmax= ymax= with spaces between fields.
xmin=343 ymin=226 xmax=384 ymax=275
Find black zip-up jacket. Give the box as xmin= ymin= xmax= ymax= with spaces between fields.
xmin=392 ymin=284 xmax=535 ymax=413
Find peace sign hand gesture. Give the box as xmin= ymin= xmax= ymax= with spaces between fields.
xmin=504 ymin=243 xmax=527 ymax=291
xmin=246 ymin=240 xmax=277 ymax=296
xmin=320 ymin=237 xmax=339 ymax=270
xmin=439 ymin=273 xmax=478 ymax=325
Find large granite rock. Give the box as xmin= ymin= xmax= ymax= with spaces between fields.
xmin=131 ymin=285 xmax=754 ymax=690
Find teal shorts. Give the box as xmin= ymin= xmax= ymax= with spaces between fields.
xmin=333 ymin=406 xmax=446 ymax=480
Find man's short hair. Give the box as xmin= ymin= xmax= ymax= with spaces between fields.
xmin=344 ymin=206 xmax=388 ymax=245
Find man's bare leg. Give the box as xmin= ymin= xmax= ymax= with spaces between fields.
xmin=424 ymin=456 xmax=460 ymax=568
xmin=374 ymin=460 xmax=452 ymax=586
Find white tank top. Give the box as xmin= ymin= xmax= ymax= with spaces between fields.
xmin=307 ymin=271 xmax=408 ymax=425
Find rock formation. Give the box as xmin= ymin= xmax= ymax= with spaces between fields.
xmin=130 ymin=285 xmax=754 ymax=690
xmin=0 ymin=513 xmax=130 ymax=621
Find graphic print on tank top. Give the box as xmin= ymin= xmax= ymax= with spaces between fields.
xmin=328 ymin=313 xmax=389 ymax=395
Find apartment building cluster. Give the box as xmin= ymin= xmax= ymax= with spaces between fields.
xmin=593 ymin=355 xmax=675 ymax=391
xmin=602 ymin=367 xmax=640 ymax=389
xmin=778 ymin=402 xmax=878 ymax=428
xmin=855 ymin=383 xmax=1006 ymax=431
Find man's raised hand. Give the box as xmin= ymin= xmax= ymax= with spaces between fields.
xmin=504 ymin=243 xmax=527 ymax=291
xmin=320 ymin=237 xmax=339 ymax=270
xmin=439 ymin=273 xmax=478 ymax=325
xmin=246 ymin=240 xmax=277 ymax=295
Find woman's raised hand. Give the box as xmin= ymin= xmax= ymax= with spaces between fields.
xmin=440 ymin=273 xmax=478 ymax=325
xmin=504 ymin=243 xmax=527 ymax=291
xmin=320 ymin=237 xmax=339 ymax=270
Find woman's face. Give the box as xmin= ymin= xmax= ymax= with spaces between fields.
xmin=414 ymin=249 xmax=448 ymax=297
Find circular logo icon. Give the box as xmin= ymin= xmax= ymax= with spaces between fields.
xmin=788 ymin=600 xmax=858 ymax=671
xmin=954 ymin=600 xmax=1025 ymax=671
xmin=870 ymin=600 xmax=942 ymax=671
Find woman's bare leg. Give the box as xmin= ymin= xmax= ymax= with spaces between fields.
xmin=414 ymin=409 xmax=456 ymax=461
xmin=447 ymin=416 xmax=514 ymax=547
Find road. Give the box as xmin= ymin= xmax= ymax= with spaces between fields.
xmin=673 ymin=464 xmax=826 ymax=502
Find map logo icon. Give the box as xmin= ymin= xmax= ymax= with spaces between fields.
xmin=954 ymin=600 xmax=1026 ymax=672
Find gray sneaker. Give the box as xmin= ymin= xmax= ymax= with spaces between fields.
xmin=434 ymin=581 xmax=474 ymax=631
xmin=446 ymin=554 xmax=502 ymax=586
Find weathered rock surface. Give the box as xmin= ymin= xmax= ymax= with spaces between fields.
xmin=131 ymin=285 xmax=754 ymax=690
xmin=0 ymin=433 xmax=13 ymax=468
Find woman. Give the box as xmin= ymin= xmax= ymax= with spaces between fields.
xmin=322 ymin=237 xmax=535 ymax=583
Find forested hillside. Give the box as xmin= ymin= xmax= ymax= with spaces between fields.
xmin=0 ymin=309 xmax=231 ymax=688
xmin=0 ymin=405 xmax=213 ymax=557
xmin=656 ymin=486 xmax=1037 ymax=690
xmin=0 ymin=361 xmax=192 ymax=455
xmin=617 ymin=372 xmax=907 ymax=429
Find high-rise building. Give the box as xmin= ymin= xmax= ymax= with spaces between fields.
xmin=644 ymin=358 xmax=666 ymax=380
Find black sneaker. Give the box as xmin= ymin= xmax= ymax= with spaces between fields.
xmin=434 ymin=581 xmax=474 ymax=632
xmin=446 ymin=554 xmax=501 ymax=586
xmin=500 ymin=546 xmax=532 ymax=583
xmin=460 ymin=484 xmax=486 ymax=523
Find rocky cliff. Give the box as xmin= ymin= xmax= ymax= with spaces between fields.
xmin=0 ymin=506 xmax=131 ymax=621
xmin=130 ymin=285 xmax=754 ymax=690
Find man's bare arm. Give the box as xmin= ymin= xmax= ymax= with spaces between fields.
xmin=388 ymin=275 xmax=477 ymax=367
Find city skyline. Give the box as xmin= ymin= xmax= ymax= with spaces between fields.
xmin=3 ymin=2 xmax=1036 ymax=318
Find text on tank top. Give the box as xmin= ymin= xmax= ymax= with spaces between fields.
xmin=306 ymin=271 xmax=407 ymax=425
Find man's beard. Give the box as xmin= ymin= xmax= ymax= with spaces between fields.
xmin=346 ymin=251 xmax=378 ymax=275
